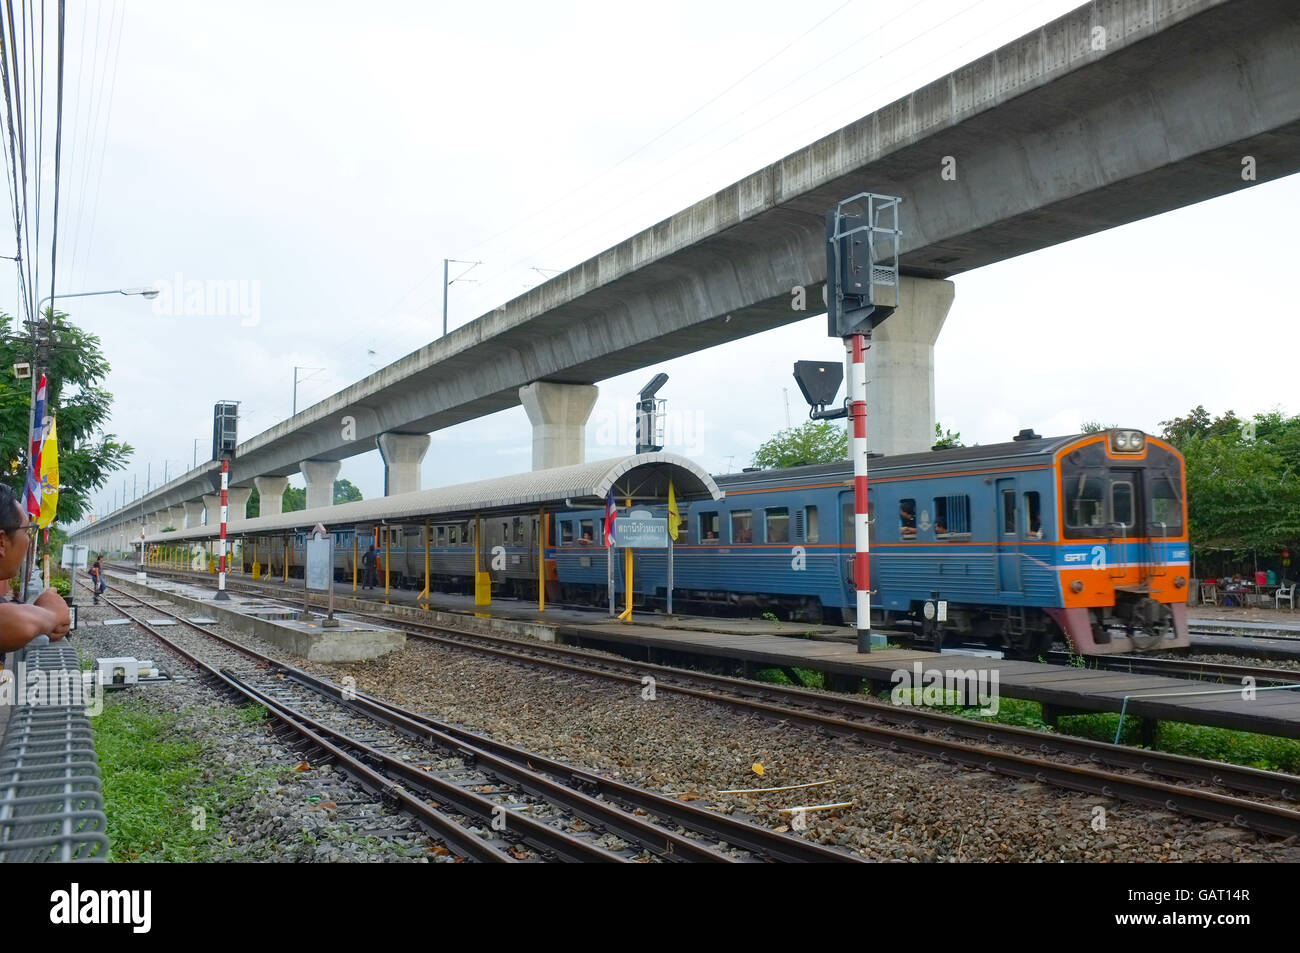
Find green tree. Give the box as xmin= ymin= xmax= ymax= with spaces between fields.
xmin=1160 ymin=407 xmax=1300 ymax=552
xmin=933 ymin=423 xmax=964 ymax=448
xmin=751 ymin=422 xmax=847 ymax=469
xmin=0 ymin=310 xmax=132 ymax=523
xmin=283 ymin=486 xmax=306 ymax=512
xmin=1080 ymin=420 xmax=1118 ymax=434
xmin=333 ymin=478 xmax=363 ymax=504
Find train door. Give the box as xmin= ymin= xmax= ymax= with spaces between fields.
xmin=1111 ymin=468 xmax=1163 ymax=580
xmin=995 ymin=478 xmax=1022 ymax=594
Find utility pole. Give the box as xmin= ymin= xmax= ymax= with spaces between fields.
xmin=193 ymin=438 xmax=198 ymax=469
xmin=293 ymin=367 xmax=325 ymax=416
xmin=441 ymin=259 xmax=481 ymax=337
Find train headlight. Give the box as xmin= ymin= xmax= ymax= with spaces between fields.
xmin=1174 ymin=575 xmax=1186 ymax=588
xmin=1070 ymin=580 xmax=1084 ymax=593
xmin=1110 ymin=429 xmax=1145 ymax=453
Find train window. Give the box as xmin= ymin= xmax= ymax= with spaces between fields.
xmin=899 ymin=498 xmax=916 ymax=539
xmin=1065 ymin=470 xmax=1107 ymax=530
xmin=1025 ymin=492 xmax=1043 ymax=538
xmin=805 ymin=506 xmax=818 ymax=543
xmin=1111 ymin=481 xmax=1134 ymax=528
xmin=579 ymin=519 xmax=594 ymax=544
xmin=1002 ymin=490 xmax=1016 ymax=535
xmin=731 ymin=510 xmax=753 ymax=544
xmin=437 ymin=526 xmax=447 ymax=545
xmin=933 ymin=495 xmax=970 ymax=537
xmin=513 ymin=517 xmax=525 ymax=543
xmin=561 ymin=521 xmax=574 ymax=544
xmin=449 ymin=526 xmax=459 ymax=544
xmin=1149 ymin=471 xmax=1183 ymax=534
xmin=699 ymin=511 xmax=720 ymax=542
xmin=764 ymin=508 xmax=789 ymax=544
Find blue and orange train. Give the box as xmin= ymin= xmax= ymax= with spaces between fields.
xmin=164 ymin=429 xmax=1191 ymax=657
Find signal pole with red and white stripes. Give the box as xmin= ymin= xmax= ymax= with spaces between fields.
xmin=215 ymin=459 xmax=230 ymax=600
xmin=846 ymin=333 xmax=871 ymax=653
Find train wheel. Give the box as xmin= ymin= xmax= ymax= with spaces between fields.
xmin=1004 ymin=630 xmax=1052 ymax=660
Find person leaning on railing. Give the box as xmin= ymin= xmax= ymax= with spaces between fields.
xmin=0 ymin=484 xmax=70 ymax=651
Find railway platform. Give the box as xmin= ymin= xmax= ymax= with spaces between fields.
xmin=105 ymin=572 xmax=404 ymax=662
xmin=121 ymin=565 xmax=1300 ymax=742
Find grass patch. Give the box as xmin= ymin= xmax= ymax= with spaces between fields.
xmin=236 ymin=703 xmax=268 ymax=727
xmin=874 ymin=688 xmax=1300 ymax=774
xmin=755 ymin=667 xmax=825 ymax=689
xmin=94 ymin=696 xmax=273 ymax=861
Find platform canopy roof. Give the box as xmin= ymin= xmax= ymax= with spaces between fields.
xmin=139 ymin=453 xmax=724 ymax=543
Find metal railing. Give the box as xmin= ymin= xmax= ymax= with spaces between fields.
xmin=0 ymin=639 xmax=109 ymax=862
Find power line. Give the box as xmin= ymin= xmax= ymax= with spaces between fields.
xmin=365 ymin=0 xmax=860 ymax=335
xmin=47 ymin=0 xmax=62 ymax=312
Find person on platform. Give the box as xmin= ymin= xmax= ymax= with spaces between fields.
xmin=0 ymin=484 xmax=71 ymax=651
xmin=362 ymin=543 xmax=379 ymax=590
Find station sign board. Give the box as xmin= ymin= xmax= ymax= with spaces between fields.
xmin=304 ymin=523 xmax=333 ymax=592
xmin=60 ymin=544 xmax=89 ymax=569
xmin=614 ymin=517 xmax=667 ymax=548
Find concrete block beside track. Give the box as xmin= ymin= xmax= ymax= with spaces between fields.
xmin=109 ymin=574 xmax=405 ymax=663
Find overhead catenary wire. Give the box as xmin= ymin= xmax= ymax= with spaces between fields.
xmin=452 ymin=0 xmax=1000 ymax=311
xmin=363 ymin=0 xmax=863 ymax=338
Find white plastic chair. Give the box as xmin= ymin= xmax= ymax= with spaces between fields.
xmin=1274 ymin=584 xmax=1296 ymax=610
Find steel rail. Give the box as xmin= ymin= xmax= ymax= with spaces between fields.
xmin=86 ymin=586 xmax=514 ymax=862
xmin=278 ymin=669 xmax=858 ymax=863
xmin=1044 ymin=651 xmax=1300 ymax=686
xmin=108 ymin=571 xmax=1300 ymax=835
xmin=95 ymin=579 xmax=847 ymax=863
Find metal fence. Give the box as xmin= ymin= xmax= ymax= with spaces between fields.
xmin=0 ymin=639 xmax=109 ymax=861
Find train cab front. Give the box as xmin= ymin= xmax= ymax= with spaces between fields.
xmin=1050 ymin=429 xmax=1192 ymax=655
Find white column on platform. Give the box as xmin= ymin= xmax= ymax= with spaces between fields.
xmin=376 ymin=433 xmax=431 ymax=496
xmin=301 ymin=460 xmax=342 ymax=510
xmin=254 ymin=475 xmax=289 ymax=517
xmin=863 ymin=276 xmax=955 ymax=456
xmin=519 ymin=381 xmax=599 ymax=471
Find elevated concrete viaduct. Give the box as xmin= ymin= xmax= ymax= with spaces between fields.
xmin=76 ymin=0 xmax=1300 ymax=549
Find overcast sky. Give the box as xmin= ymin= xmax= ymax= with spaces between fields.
xmin=8 ymin=0 xmax=1297 ymax=521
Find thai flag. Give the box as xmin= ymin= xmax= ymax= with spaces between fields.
xmin=604 ymin=489 xmax=617 ymax=547
xmin=24 ymin=374 xmax=46 ymax=519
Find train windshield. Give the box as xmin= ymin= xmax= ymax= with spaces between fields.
xmin=1062 ymin=440 xmax=1185 ymax=539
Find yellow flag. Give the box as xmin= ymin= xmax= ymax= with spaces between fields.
xmin=37 ymin=418 xmax=58 ymax=528
xmin=667 ymin=478 xmax=680 ymax=541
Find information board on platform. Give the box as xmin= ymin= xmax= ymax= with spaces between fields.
xmin=305 ymin=537 xmax=333 ymax=591
xmin=614 ymin=517 xmax=668 ymax=548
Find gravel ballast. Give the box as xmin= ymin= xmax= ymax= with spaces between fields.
xmin=74 ymin=595 xmax=443 ymax=862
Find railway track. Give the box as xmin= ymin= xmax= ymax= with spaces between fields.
xmin=1044 ymin=651 xmax=1300 ymax=686
xmin=109 ymin=569 xmax=1300 ymax=840
xmin=89 ymin=578 xmax=852 ymax=863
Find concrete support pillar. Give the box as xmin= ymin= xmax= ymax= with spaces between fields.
xmin=226 ymin=487 xmax=251 ymax=523
xmin=301 ymin=460 xmax=341 ymax=511
xmin=519 ymin=381 xmax=599 ymax=471
xmin=203 ymin=494 xmax=220 ymax=526
xmin=254 ymin=475 xmax=289 ymax=517
xmin=184 ymin=500 xmax=205 ymax=529
xmin=376 ymin=433 xmax=431 ymax=496
xmin=862 ymin=276 xmax=955 ymax=457
xmin=166 ymin=506 xmax=185 ymax=531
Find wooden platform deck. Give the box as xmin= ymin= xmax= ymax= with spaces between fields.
xmin=554 ymin=621 xmax=1300 ymax=740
